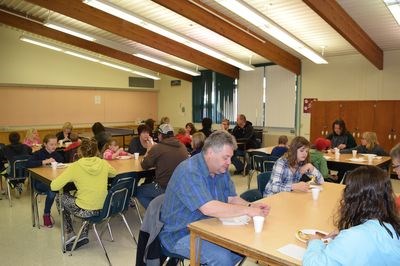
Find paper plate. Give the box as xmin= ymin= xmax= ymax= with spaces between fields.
xmin=117 ymin=155 xmax=132 ymax=160
xmin=56 ymin=163 xmax=68 ymax=169
xmin=219 ymin=215 xmax=251 ymax=225
xmin=348 ymin=158 xmax=366 ymax=162
xmin=295 ymin=229 xmax=331 ymax=243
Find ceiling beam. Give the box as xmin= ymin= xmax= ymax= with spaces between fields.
xmin=303 ymin=0 xmax=383 ymax=70
xmin=0 ymin=10 xmax=193 ymax=82
xmin=152 ymin=0 xmax=301 ymax=75
xmin=27 ymin=0 xmax=239 ymax=78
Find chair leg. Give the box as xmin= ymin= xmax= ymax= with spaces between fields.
xmin=7 ymin=180 xmax=12 ymax=207
xmin=132 ymin=198 xmax=143 ymax=224
xmin=70 ymin=220 xmax=89 ymax=254
xmin=119 ymin=213 xmax=137 ymax=245
xmin=34 ymin=193 xmax=41 ymax=229
xmin=93 ymin=223 xmax=112 ymax=266
xmin=107 ymin=222 xmax=114 ymax=242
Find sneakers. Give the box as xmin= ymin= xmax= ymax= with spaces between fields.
xmin=66 ymin=235 xmax=89 ymax=251
xmin=43 ymin=213 xmax=54 ymax=228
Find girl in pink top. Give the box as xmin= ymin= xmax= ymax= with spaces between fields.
xmin=23 ymin=128 xmax=41 ymax=147
xmin=102 ymin=139 xmax=131 ymax=160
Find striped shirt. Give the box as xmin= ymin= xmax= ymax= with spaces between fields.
xmin=159 ymin=152 xmax=236 ymax=251
xmin=264 ymin=157 xmax=323 ymax=197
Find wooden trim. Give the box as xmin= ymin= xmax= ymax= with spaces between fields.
xmin=153 ymin=0 xmax=301 ymax=75
xmin=27 ymin=0 xmax=239 ymax=78
xmin=0 ymin=11 xmax=193 ymax=82
xmin=303 ymin=0 xmax=383 ymax=70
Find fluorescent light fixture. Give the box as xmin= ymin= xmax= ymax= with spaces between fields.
xmin=100 ymin=61 xmax=160 ymax=80
xmin=20 ymin=36 xmax=62 ymax=51
xmin=214 ymin=0 xmax=328 ymax=64
xmin=384 ymin=0 xmax=400 ymax=25
xmin=20 ymin=36 xmax=160 ymax=80
xmin=83 ymin=0 xmax=255 ymax=71
xmin=45 ymin=21 xmax=96 ymax=41
xmin=134 ymin=53 xmax=200 ymax=76
xmin=64 ymin=51 xmax=99 ymax=62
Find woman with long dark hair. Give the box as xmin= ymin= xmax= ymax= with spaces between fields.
xmin=303 ymin=166 xmax=400 ymax=265
xmin=326 ymin=119 xmax=357 ymax=150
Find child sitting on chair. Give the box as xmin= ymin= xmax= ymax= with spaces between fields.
xmin=102 ymin=139 xmax=131 ymax=160
xmin=26 ymin=134 xmax=64 ymax=228
xmin=51 ymin=138 xmax=117 ymax=250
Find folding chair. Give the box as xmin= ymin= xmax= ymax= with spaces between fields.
xmin=263 ymin=155 xmax=279 ymax=172
xmin=240 ymin=171 xmax=272 ymax=202
xmin=6 ymin=155 xmax=30 ymax=207
xmin=246 ymin=151 xmax=269 ymax=189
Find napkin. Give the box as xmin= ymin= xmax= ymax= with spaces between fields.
xmin=219 ymin=215 xmax=251 ymax=225
xmin=277 ymin=244 xmax=306 ymax=261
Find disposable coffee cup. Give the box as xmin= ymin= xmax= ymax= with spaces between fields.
xmin=311 ymin=188 xmax=320 ymax=200
xmin=367 ymin=155 xmax=374 ymax=164
xmin=134 ymin=153 xmax=139 ymax=160
xmin=352 ymin=150 xmax=357 ymax=158
xmin=334 ymin=152 xmax=340 ymax=160
xmin=51 ymin=162 xmax=57 ymax=169
xmin=333 ymin=147 xmax=339 ymax=153
xmin=253 ymin=216 xmax=265 ymax=233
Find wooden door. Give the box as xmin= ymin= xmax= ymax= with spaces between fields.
xmin=354 ymin=101 xmax=376 ymax=143
xmin=339 ymin=101 xmax=359 ymax=138
xmin=374 ymin=101 xmax=395 ymax=152
xmin=310 ymin=101 xmax=327 ymax=141
xmin=391 ymin=102 xmax=400 ymax=148
xmin=324 ymin=101 xmax=341 ymax=136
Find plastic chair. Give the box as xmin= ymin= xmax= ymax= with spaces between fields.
xmin=240 ymin=171 xmax=272 ymax=202
xmin=6 ymin=155 xmax=30 ymax=207
xmin=263 ymin=155 xmax=279 ymax=172
xmin=246 ymin=151 xmax=269 ymax=189
xmin=69 ymin=177 xmax=135 ymax=265
xmin=161 ymin=243 xmax=185 ymax=266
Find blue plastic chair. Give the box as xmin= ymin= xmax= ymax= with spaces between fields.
xmin=69 ymin=177 xmax=135 ymax=265
xmin=240 ymin=171 xmax=272 ymax=202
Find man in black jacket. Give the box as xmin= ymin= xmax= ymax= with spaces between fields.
xmin=231 ymin=114 xmax=260 ymax=174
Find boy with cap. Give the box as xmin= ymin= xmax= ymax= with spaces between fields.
xmin=310 ymin=137 xmax=332 ymax=180
xmin=137 ymin=123 xmax=188 ymax=208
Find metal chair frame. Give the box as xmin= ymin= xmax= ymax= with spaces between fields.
xmin=6 ymin=157 xmax=29 ymax=207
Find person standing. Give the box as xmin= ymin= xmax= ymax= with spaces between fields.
xmin=136 ymin=124 xmax=188 ymax=208
xmin=160 ymin=131 xmax=270 ymax=265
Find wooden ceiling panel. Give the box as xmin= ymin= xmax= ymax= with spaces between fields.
xmin=27 ymin=0 xmax=239 ymax=78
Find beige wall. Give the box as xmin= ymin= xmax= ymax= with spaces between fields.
xmin=300 ymin=50 xmax=400 ymax=139
xmin=157 ymin=76 xmax=192 ymax=128
xmin=0 ymin=26 xmax=161 ymax=89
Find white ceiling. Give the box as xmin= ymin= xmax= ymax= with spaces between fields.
xmin=1 ymin=0 xmax=399 ymax=77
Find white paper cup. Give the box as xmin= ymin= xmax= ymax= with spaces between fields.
xmin=58 ymin=140 xmax=63 ymax=146
xmin=253 ymin=216 xmax=265 ymax=233
xmin=352 ymin=150 xmax=357 ymax=158
xmin=311 ymin=188 xmax=320 ymax=200
xmin=334 ymin=152 xmax=340 ymax=160
xmin=367 ymin=155 xmax=374 ymax=164
xmin=333 ymin=147 xmax=339 ymax=153
xmin=134 ymin=153 xmax=139 ymax=160
xmin=51 ymin=162 xmax=57 ymax=169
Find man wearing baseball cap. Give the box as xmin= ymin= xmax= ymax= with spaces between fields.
xmin=137 ymin=123 xmax=188 ymax=209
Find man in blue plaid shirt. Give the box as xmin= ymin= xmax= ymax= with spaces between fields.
xmin=159 ymin=131 xmax=270 ymax=265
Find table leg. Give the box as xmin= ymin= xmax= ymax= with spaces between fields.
xmin=59 ymin=190 xmax=66 ymax=253
xmin=190 ymin=232 xmax=201 ymax=266
xmin=30 ymin=173 xmax=36 ymax=227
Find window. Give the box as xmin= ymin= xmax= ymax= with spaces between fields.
xmin=192 ymin=70 xmax=237 ymax=124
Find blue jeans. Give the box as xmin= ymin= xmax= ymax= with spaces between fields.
xmin=231 ymin=149 xmax=245 ymax=172
xmin=136 ymin=182 xmax=165 ymax=209
xmin=171 ymin=234 xmax=243 ymax=266
xmin=34 ymin=180 xmax=56 ymax=214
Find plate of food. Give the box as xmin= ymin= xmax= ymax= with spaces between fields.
xmin=308 ymin=185 xmax=323 ymax=192
xmin=348 ymin=157 xmax=366 ymax=162
xmin=360 ymin=154 xmax=376 ymax=157
xmin=117 ymin=155 xmax=132 ymax=160
xmin=296 ymin=229 xmax=331 ymax=243
xmin=56 ymin=163 xmax=68 ymax=169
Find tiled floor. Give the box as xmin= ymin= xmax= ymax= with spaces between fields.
xmin=0 ymin=169 xmax=399 ymax=266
